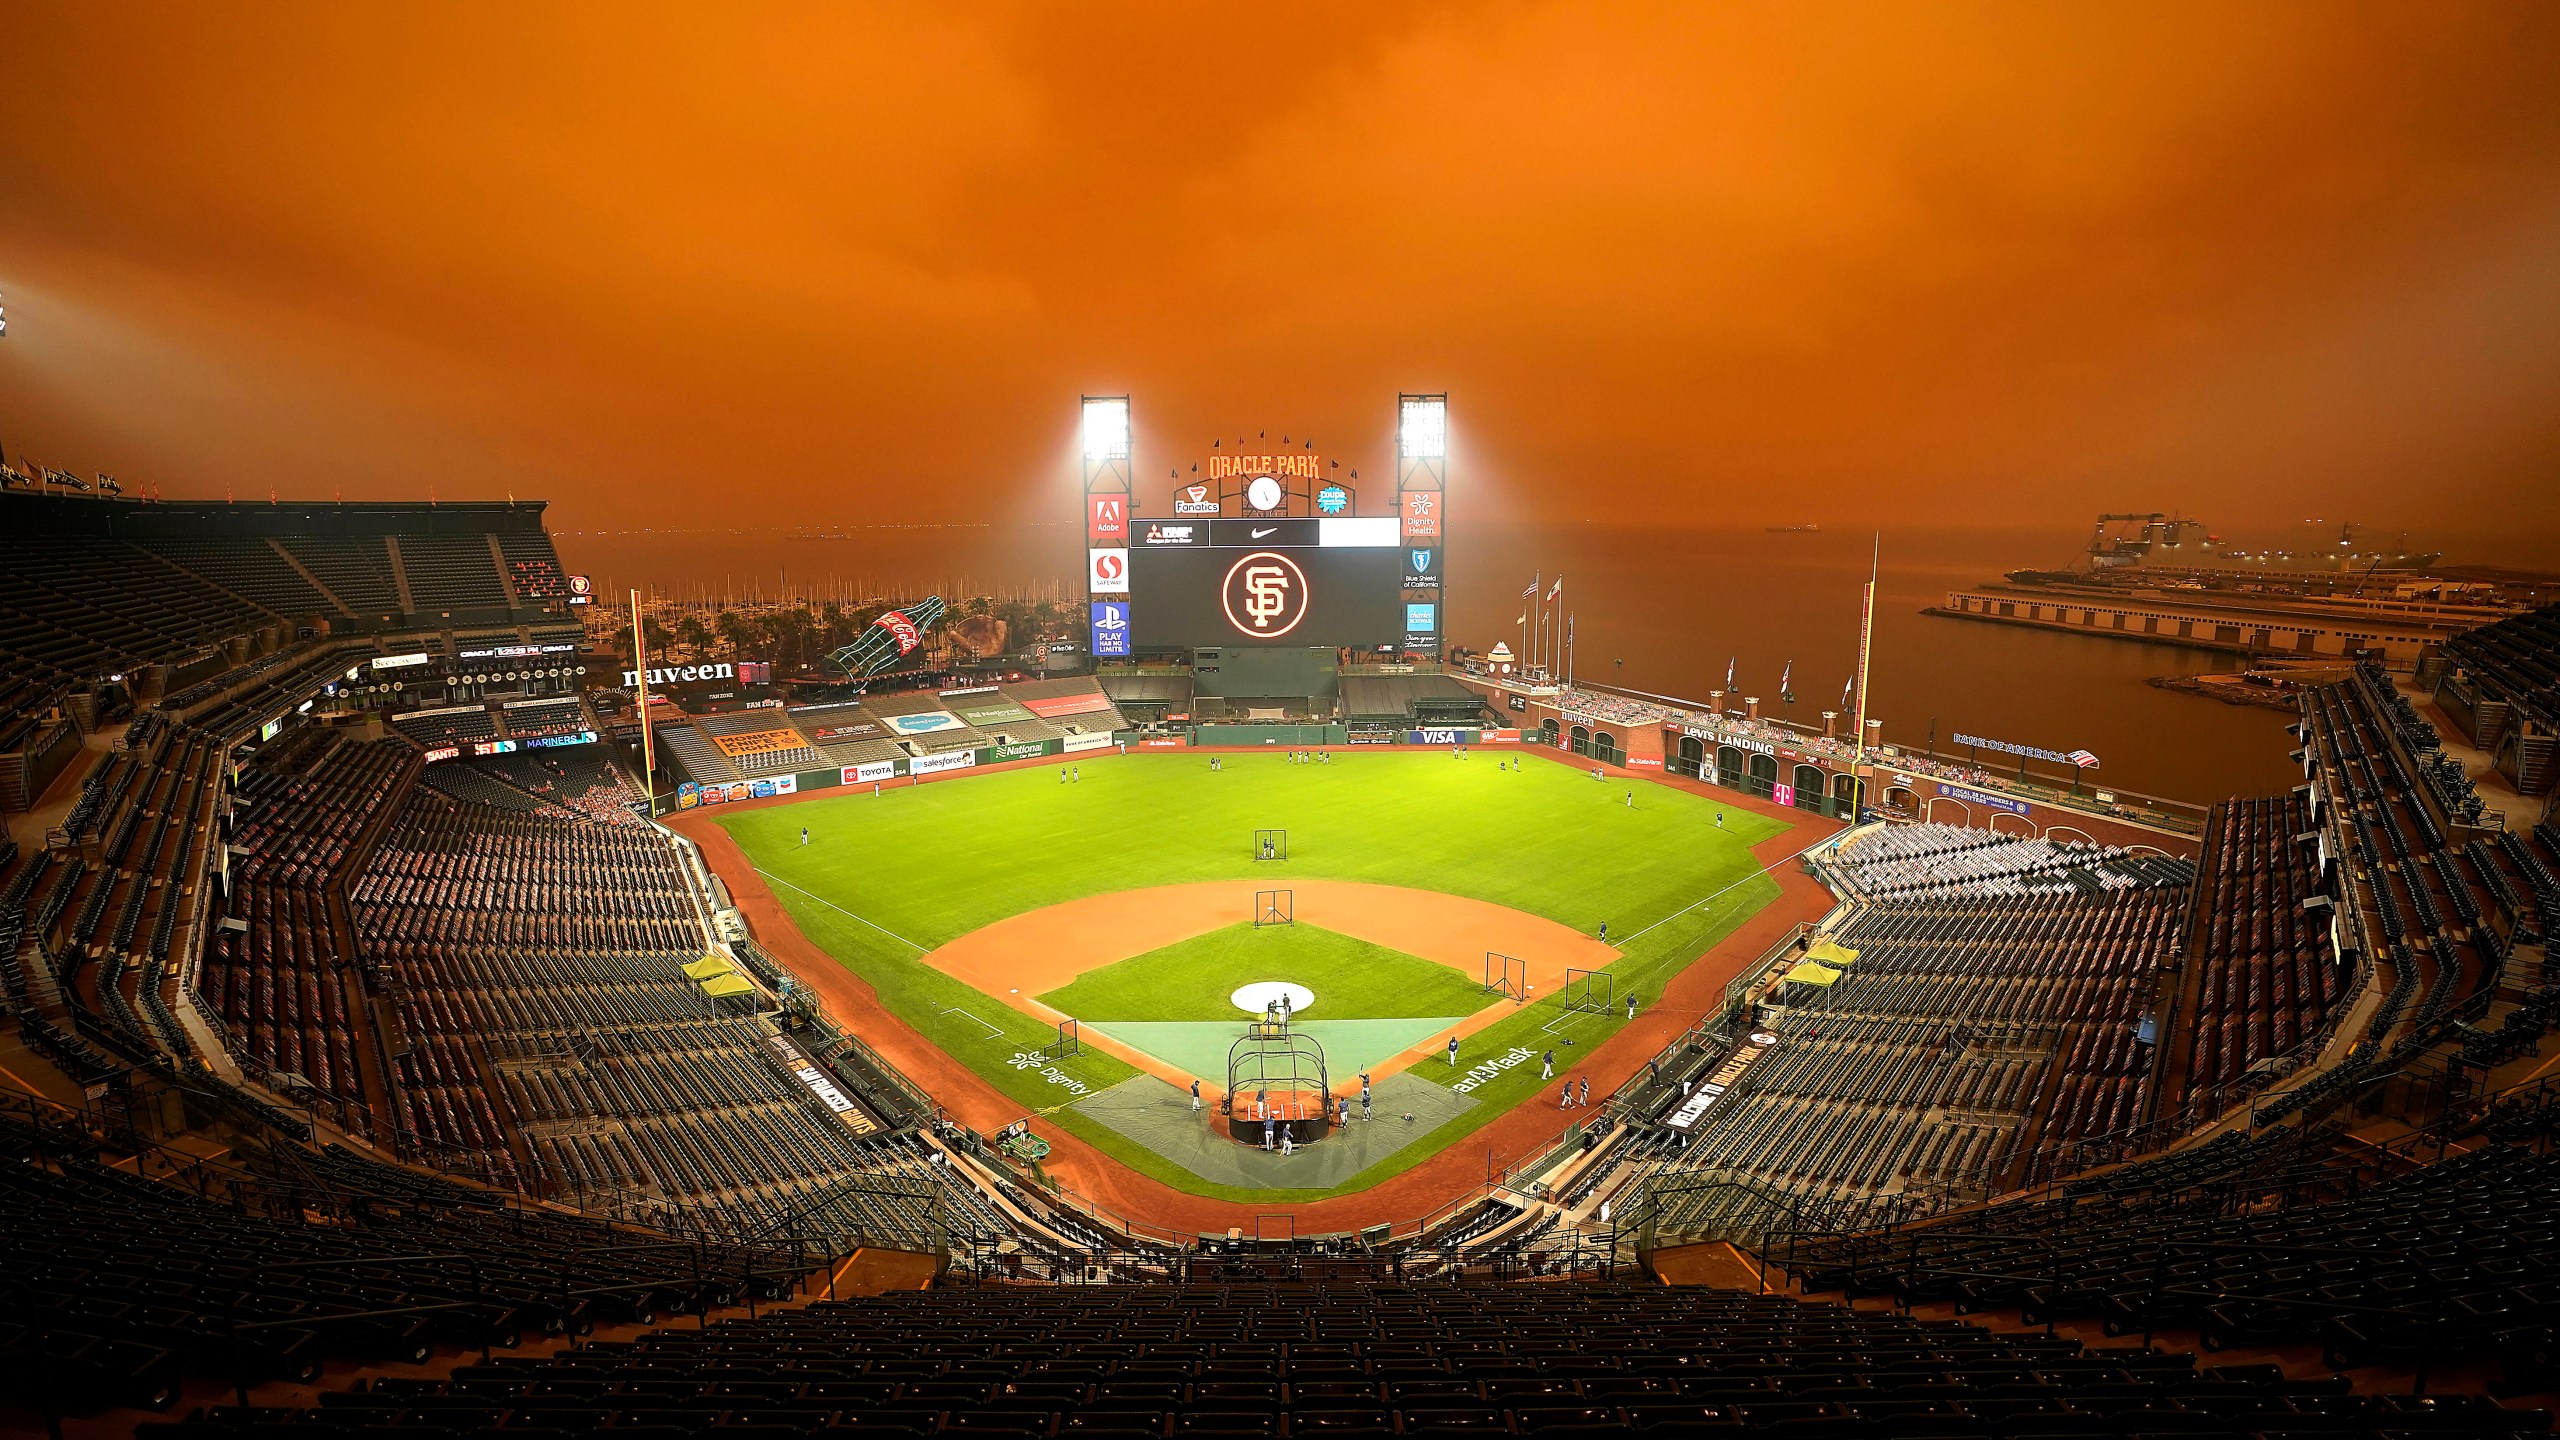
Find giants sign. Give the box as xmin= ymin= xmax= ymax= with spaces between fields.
xmin=1400 ymin=490 xmax=1442 ymax=539
xmin=1221 ymin=551 xmax=1310 ymax=639
xmin=1087 ymin=494 xmax=1129 ymax=542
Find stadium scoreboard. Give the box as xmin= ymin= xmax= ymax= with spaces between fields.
xmin=1085 ymin=450 xmax=1445 ymax=656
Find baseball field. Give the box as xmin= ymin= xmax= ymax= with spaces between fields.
xmin=719 ymin=748 xmax=1793 ymax=1203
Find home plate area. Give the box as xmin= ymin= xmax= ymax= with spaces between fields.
xmin=1071 ymin=1073 xmax=1478 ymax=1189
xmin=910 ymin=877 xmax=1615 ymax=1177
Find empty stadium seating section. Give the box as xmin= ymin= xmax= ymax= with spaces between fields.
xmin=1638 ymin=872 xmax=2192 ymax=1237
xmin=648 ymin=679 xmax=1129 ymax=786
xmin=2437 ymin=601 xmax=2560 ymax=796
xmin=13 ymin=487 xmax=2560 ymax=1431
xmin=125 ymin=1281 xmax=2559 ymax=1438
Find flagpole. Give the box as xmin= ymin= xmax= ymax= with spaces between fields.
xmin=1850 ymin=533 xmax=1879 ymax=820
xmin=1515 ymin=571 xmax=1536 ymax=676
xmin=1519 ymin=592 xmax=1530 ymax=682
xmin=632 ymin=587 xmax=658 ymax=818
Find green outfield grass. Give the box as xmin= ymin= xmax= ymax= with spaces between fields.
xmin=1035 ymin=922 xmax=1488 ymax=1023
xmin=721 ymin=748 xmax=1796 ymax=1203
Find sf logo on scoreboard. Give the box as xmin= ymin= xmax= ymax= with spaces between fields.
xmin=1220 ymin=550 xmax=1310 ymax=639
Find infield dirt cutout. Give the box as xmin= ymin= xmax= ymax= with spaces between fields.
xmin=918 ymin=878 xmax=1615 ymax=1098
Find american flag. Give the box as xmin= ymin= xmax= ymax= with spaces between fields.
xmin=1521 ymin=572 xmax=1538 ymax=600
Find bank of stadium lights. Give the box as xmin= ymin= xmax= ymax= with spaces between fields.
xmin=1398 ymin=396 xmax=1447 ymax=460
xmin=1082 ymin=397 xmax=1130 ymax=462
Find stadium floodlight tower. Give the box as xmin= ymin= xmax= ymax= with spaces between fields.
xmin=1081 ymin=396 xmax=1134 ymax=660
xmin=1395 ymin=394 xmax=1448 ymax=662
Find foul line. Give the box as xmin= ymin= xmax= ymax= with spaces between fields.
xmin=939 ymin=1006 xmax=1006 ymax=1041
xmin=755 ymin=867 xmax=929 ymax=954
xmin=1617 ymin=834 xmax=1836 ymax=949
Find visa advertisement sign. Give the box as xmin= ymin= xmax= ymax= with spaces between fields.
xmin=1091 ymin=600 xmax=1132 ymax=657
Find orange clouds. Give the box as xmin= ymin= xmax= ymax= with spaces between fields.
xmin=0 ymin=2 xmax=2555 ymax=551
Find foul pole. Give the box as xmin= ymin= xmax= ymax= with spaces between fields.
xmin=631 ymin=588 xmax=658 ymax=818
xmin=1849 ymin=534 xmax=1879 ymax=818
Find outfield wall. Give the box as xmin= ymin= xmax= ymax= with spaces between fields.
xmin=659 ymin=722 xmax=2181 ymax=854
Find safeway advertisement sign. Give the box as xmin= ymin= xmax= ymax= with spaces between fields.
xmin=1088 ymin=548 xmax=1130 ymax=595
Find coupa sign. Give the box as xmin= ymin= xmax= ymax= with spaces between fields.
xmin=624 ymin=661 xmax=737 ymax=688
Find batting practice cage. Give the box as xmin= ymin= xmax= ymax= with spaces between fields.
xmin=1223 ymin=1018 xmax=1333 ymax=1144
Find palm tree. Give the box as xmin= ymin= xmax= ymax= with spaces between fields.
xmin=675 ymin=615 xmax=712 ymax=658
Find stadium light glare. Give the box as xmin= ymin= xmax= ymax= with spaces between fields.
xmin=1398 ymin=397 xmax=1446 ymax=460
xmin=1083 ymin=397 xmax=1130 ymax=462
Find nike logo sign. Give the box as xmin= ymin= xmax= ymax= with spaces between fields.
xmin=1251 ymin=527 xmax=1277 ymax=539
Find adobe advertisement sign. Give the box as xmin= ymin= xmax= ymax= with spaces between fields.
xmin=1087 ymin=494 xmax=1129 ymax=542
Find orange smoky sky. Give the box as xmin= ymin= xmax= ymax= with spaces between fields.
xmin=2 ymin=2 xmax=2557 ymax=549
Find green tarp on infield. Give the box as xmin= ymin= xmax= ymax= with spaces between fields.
xmin=1084 ymin=1017 xmax=1464 ymax=1083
